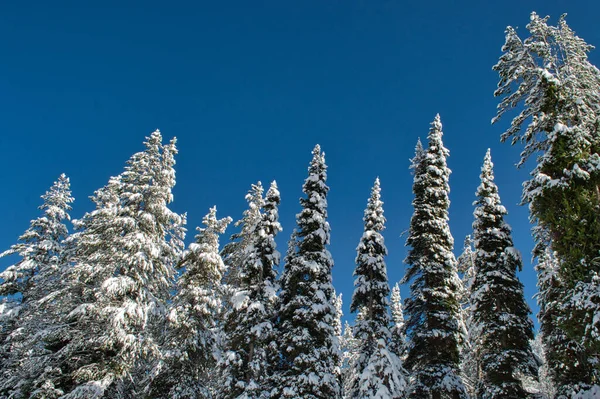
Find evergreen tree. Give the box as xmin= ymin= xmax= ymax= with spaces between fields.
xmin=523 ymin=334 xmax=554 ymax=398
xmin=333 ymin=292 xmax=344 ymax=345
xmin=340 ymin=320 xmax=360 ymax=397
xmin=402 ymin=117 xmax=467 ymax=398
xmin=217 ymin=182 xmax=266 ymax=394
xmin=535 ymin=245 xmax=592 ymax=397
xmin=347 ymin=178 xmax=406 ymax=399
xmin=470 ymin=149 xmax=537 ymax=398
xmin=389 ymin=283 xmax=405 ymax=361
xmin=0 ymin=299 xmax=19 ymax=346
xmin=57 ymin=131 xmax=185 ymax=398
xmin=149 ymin=207 xmax=231 ymax=399
xmin=457 ymin=236 xmax=477 ymax=397
xmin=221 ymin=181 xmax=282 ymax=399
xmin=0 ymin=174 xmax=74 ymax=398
xmin=493 ymin=13 xmax=600 ymax=391
xmin=221 ymin=183 xmax=265 ymax=289
xmin=332 ymin=292 xmax=344 ymax=387
xmin=457 ymin=236 xmax=476 ymax=300
xmin=0 ymin=174 xmax=73 ymax=302
xmin=274 ymin=144 xmax=341 ymax=399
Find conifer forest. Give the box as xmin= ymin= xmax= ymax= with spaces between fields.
xmin=2 ymin=10 xmax=600 ymax=399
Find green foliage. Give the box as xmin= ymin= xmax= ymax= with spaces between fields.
xmin=494 ymin=11 xmax=600 ymax=391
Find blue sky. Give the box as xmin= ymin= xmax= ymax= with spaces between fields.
xmin=1 ymin=0 xmax=599 ymax=325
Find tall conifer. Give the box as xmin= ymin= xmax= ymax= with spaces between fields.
xmin=149 ymin=207 xmax=230 ymax=399
xmin=493 ymin=13 xmax=600 ymax=392
xmin=0 ymin=174 xmax=74 ymax=398
xmin=347 ymin=178 xmax=406 ymax=399
xmin=470 ymin=150 xmax=537 ymax=398
xmin=274 ymin=145 xmax=341 ymax=399
xmin=402 ymin=116 xmax=467 ymax=398
xmin=457 ymin=236 xmax=477 ymax=397
xmin=389 ymin=283 xmax=405 ymax=361
xmin=221 ymin=181 xmax=282 ymax=399
xmin=59 ymin=131 xmax=185 ymax=397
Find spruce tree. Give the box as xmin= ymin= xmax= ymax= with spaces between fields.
xmin=389 ymin=283 xmax=405 ymax=361
xmin=221 ymin=183 xmax=265 ymax=289
xmin=493 ymin=13 xmax=600 ymax=391
xmin=340 ymin=320 xmax=359 ymax=396
xmin=0 ymin=300 xmax=19 ymax=346
xmin=221 ymin=181 xmax=282 ymax=399
xmin=470 ymin=149 xmax=537 ymax=398
xmin=332 ymin=292 xmax=344 ymax=387
xmin=457 ymin=236 xmax=476 ymax=301
xmin=0 ymin=174 xmax=74 ymax=398
xmin=274 ymin=144 xmax=341 ymax=399
xmin=402 ymin=116 xmax=467 ymax=398
xmin=457 ymin=236 xmax=477 ymax=397
xmin=149 ymin=207 xmax=231 ymax=399
xmin=332 ymin=292 xmax=343 ymax=346
xmin=0 ymin=174 xmax=73 ymax=302
xmin=347 ymin=178 xmax=406 ymax=399
xmin=535 ymin=244 xmax=591 ymax=397
xmin=57 ymin=131 xmax=186 ymax=397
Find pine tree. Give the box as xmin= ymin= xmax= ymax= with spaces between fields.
xmin=274 ymin=144 xmax=341 ymax=399
xmin=0 ymin=174 xmax=74 ymax=398
xmin=149 ymin=207 xmax=231 ymax=399
xmin=402 ymin=117 xmax=467 ymax=398
xmin=56 ymin=131 xmax=185 ymax=398
xmin=221 ymin=181 xmax=282 ymax=399
xmin=347 ymin=178 xmax=406 ymax=399
xmin=389 ymin=283 xmax=405 ymax=361
xmin=493 ymin=13 xmax=600 ymax=390
xmin=470 ymin=149 xmax=537 ymax=398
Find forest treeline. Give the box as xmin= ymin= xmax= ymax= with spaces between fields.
xmin=1 ymin=12 xmax=600 ymax=399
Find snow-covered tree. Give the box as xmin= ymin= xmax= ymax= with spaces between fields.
xmin=221 ymin=181 xmax=282 ymax=399
xmin=340 ymin=320 xmax=360 ymax=397
xmin=0 ymin=174 xmax=73 ymax=303
xmin=221 ymin=183 xmax=265 ymax=289
xmin=333 ymin=292 xmax=343 ymax=344
xmin=0 ymin=174 xmax=74 ymax=398
xmin=274 ymin=144 xmax=341 ymax=398
xmin=535 ymin=245 xmax=593 ymax=397
xmin=0 ymin=298 xmax=20 ymax=392
xmin=0 ymin=299 xmax=19 ymax=344
xmin=493 ymin=13 xmax=600 ymax=390
xmin=457 ymin=236 xmax=476 ymax=301
xmin=54 ymin=131 xmax=185 ymax=398
xmin=332 ymin=292 xmax=344 ymax=386
xmin=523 ymin=334 xmax=554 ymax=399
xmin=402 ymin=117 xmax=467 ymax=398
xmin=470 ymin=149 xmax=537 ymax=398
xmin=389 ymin=283 xmax=405 ymax=361
xmin=346 ymin=178 xmax=406 ymax=399
xmin=457 ymin=236 xmax=478 ymax=397
xmin=149 ymin=207 xmax=231 ymax=399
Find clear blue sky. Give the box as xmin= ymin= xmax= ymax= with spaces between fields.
xmin=1 ymin=0 xmax=599 ymax=325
